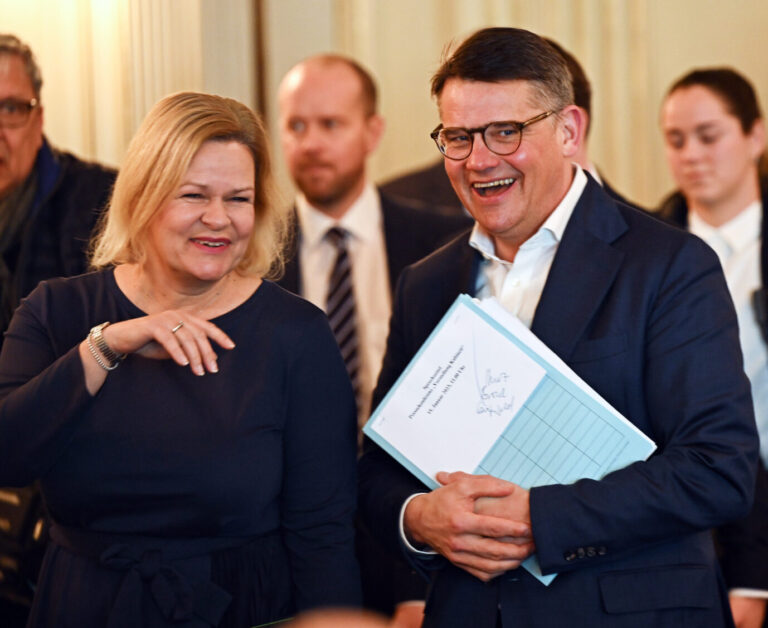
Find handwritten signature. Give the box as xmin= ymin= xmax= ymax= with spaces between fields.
xmin=476 ymin=369 xmax=516 ymax=416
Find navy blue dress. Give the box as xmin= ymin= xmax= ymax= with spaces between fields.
xmin=0 ymin=270 xmax=361 ymax=627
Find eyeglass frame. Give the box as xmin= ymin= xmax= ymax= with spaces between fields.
xmin=0 ymin=97 xmax=40 ymax=129
xmin=430 ymin=110 xmax=556 ymax=161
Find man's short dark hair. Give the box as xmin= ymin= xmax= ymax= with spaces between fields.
xmin=545 ymin=38 xmax=591 ymax=133
xmin=667 ymin=67 xmax=762 ymax=134
xmin=430 ymin=27 xmax=574 ymax=112
xmin=310 ymin=54 xmax=378 ymax=117
xmin=0 ymin=33 xmax=43 ymax=100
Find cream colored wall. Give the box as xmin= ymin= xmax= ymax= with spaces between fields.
xmin=2 ymin=0 xmax=255 ymax=169
xmin=644 ymin=0 xmax=768 ymax=206
xmin=3 ymin=0 xmax=114 ymax=163
xmin=261 ymin=0 xmax=335 ymax=197
xmin=3 ymin=0 xmax=767 ymax=210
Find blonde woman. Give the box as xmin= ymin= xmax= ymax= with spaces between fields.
xmin=0 ymin=92 xmax=360 ymax=627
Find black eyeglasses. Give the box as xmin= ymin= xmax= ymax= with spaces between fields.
xmin=0 ymin=98 xmax=39 ymax=129
xmin=430 ymin=110 xmax=555 ymax=161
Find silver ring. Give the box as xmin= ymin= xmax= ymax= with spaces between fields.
xmin=171 ymin=321 xmax=184 ymax=334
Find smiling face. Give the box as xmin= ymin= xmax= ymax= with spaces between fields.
xmin=278 ymin=59 xmax=383 ymax=218
xmin=439 ymin=78 xmax=579 ymax=261
xmin=145 ymin=140 xmax=256 ymax=291
xmin=0 ymin=53 xmax=43 ymax=199
xmin=662 ymin=84 xmax=764 ymax=223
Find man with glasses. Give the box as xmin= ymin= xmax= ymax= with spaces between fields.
xmin=359 ymin=27 xmax=758 ymax=627
xmin=0 ymin=34 xmax=115 ymax=340
xmin=0 ymin=34 xmax=115 ymax=626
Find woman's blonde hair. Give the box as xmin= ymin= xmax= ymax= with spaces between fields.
xmin=91 ymin=91 xmax=287 ymax=279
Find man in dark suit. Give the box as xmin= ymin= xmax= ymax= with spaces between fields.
xmin=359 ymin=27 xmax=758 ymax=627
xmin=276 ymin=53 xmax=469 ymax=622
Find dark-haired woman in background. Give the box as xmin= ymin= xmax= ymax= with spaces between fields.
xmin=0 ymin=91 xmax=360 ymax=627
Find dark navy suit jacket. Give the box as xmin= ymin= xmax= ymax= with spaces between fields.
xmin=359 ymin=178 xmax=758 ymax=627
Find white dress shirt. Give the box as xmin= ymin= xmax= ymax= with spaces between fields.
xmin=471 ymin=166 xmax=587 ymax=328
xmin=689 ymin=203 xmax=768 ymax=464
xmin=296 ymin=183 xmax=391 ymax=422
xmin=689 ymin=201 xmax=768 ymax=600
xmin=401 ymin=166 xmax=588 ymax=553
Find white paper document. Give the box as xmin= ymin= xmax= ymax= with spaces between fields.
xmin=363 ymin=294 xmax=656 ymax=585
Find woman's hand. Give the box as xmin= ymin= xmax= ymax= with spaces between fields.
xmin=79 ymin=311 xmax=235 ymax=395
xmin=104 ymin=311 xmax=235 ymax=374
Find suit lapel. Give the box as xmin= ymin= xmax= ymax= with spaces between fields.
xmin=531 ymin=180 xmax=628 ymax=360
xmin=443 ymin=238 xmax=481 ymax=298
xmin=415 ymin=237 xmax=480 ymax=342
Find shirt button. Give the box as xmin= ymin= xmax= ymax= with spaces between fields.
xmin=586 ymin=546 xmax=596 ymax=557
xmin=576 ymin=547 xmax=586 ymax=559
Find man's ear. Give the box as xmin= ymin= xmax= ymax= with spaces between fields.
xmin=557 ymin=104 xmax=585 ymax=158
xmin=364 ymin=114 xmax=385 ymax=155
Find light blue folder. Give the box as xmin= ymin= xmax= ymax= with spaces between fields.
xmin=364 ymin=294 xmax=656 ymax=585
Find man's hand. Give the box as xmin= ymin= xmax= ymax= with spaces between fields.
xmin=729 ymin=594 xmax=767 ymax=628
xmin=473 ymin=476 xmax=532 ymax=543
xmin=403 ymin=471 xmax=535 ymax=582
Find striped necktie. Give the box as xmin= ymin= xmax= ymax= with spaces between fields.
xmin=325 ymin=227 xmax=360 ymax=407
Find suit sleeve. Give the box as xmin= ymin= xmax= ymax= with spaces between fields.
xmin=715 ymin=459 xmax=768 ymax=590
xmin=530 ymin=237 xmax=759 ymax=574
xmin=282 ymin=314 xmax=362 ymax=609
xmin=0 ymin=284 xmax=93 ymax=486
